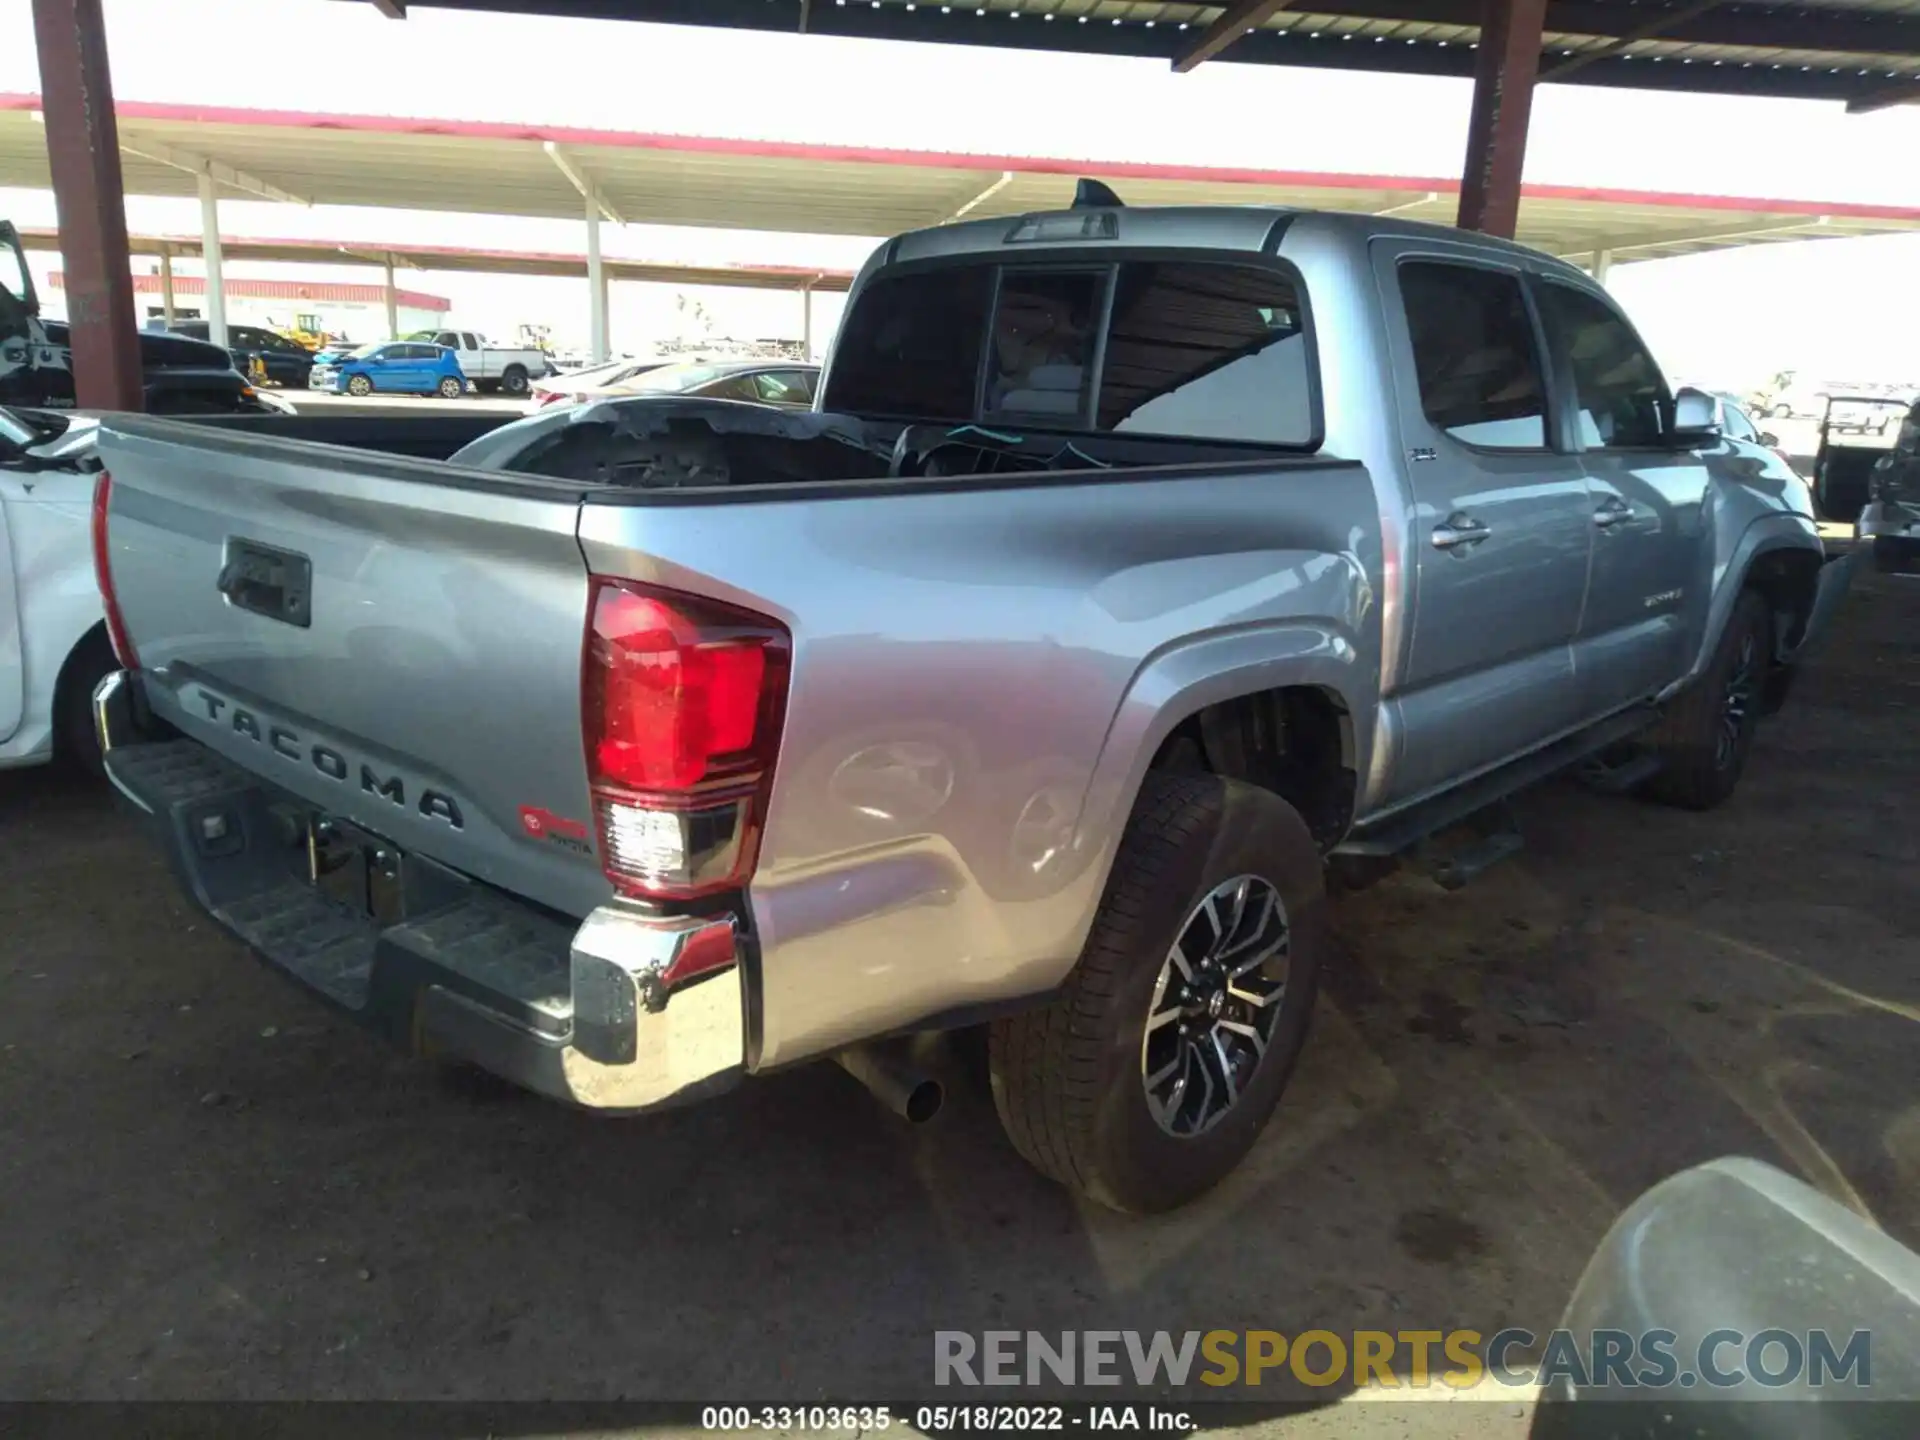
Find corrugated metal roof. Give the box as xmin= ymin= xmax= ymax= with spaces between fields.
xmin=410 ymin=0 xmax=1920 ymax=107
xmin=4 ymin=94 xmax=1917 ymax=263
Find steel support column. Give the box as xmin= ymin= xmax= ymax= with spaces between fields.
xmin=1456 ymin=0 xmax=1548 ymax=238
xmin=383 ymin=253 xmax=399 ymax=338
xmin=30 ymin=0 xmax=143 ymax=410
xmin=159 ymin=248 xmax=176 ymax=326
xmin=197 ymin=171 xmax=227 ymax=347
xmin=585 ymin=199 xmax=608 ymax=363
xmin=800 ymin=280 xmax=814 ymax=360
xmin=1591 ymin=248 xmax=1614 ymax=285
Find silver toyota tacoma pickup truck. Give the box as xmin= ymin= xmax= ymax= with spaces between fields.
xmin=91 ymin=198 xmax=1851 ymax=1212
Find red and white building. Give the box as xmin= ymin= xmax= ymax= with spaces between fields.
xmin=45 ymin=267 xmax=451 ymax=343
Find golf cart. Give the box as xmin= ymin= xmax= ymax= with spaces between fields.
xmin=1813 ymin=393 xmax=1910 ymax=522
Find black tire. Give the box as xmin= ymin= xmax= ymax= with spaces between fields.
xmin=989 ymin=773 xmax=1328 ymax=1214
xmin=53 ymin=627 xmax=116 ymax=778
xmin=1640 ymin=589 xmax=1771 ymax=811
xmin=500 ymin=365 xmax=530 ymax=397
xmin=345 ymin=374 xmax=373 ymax=397
xmin=437 ymin=376 xmax=464 ymax=400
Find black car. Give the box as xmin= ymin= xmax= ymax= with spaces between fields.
xmin=1 ymin=221 xmax=268 ymax=415
xmin=167 ymin=321 xmax=315 ymax=387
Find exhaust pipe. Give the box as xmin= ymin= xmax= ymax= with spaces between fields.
xmin=836 ymin=1040 xmax=944 ymax=1124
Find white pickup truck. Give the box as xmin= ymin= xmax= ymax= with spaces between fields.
xmin=402 ymin=330 xmax=547 ymax=397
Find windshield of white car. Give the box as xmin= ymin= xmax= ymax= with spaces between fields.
xmin=0 ymin=404 xmax=70 ymax=449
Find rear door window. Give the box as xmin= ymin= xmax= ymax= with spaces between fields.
xmin=753 ymin=371 xmax=816 ymax=405
xmin=1397 ymin=261 xmax=1549 ymax=450
xmin=700 ymin=375 xmax=763 ymax=402
xmin=1099 ymin=262 xmax=1312 ymax=445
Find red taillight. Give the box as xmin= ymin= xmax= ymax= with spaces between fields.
xmin=582 ymin=579 xmax=789 ymax=902
xmin=90 ymin=470 xmax=139 ymax=669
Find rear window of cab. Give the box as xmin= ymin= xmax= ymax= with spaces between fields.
xmin=822 ymin=258 xmax=1318 ymax=450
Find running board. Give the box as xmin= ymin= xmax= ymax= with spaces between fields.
xmin=1576 ymin=749 xmax=1664 ymax=795
xmin=1420 ymin=803 xmax=1525 ymax=891
xmin=1336 ymin=706 xmax=1660 ymax=859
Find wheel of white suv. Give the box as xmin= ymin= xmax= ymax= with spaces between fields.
xmin=989 ymin=772 xmax=1327 ymax=1214
xmin=1641 ymin=588 xmax=1772 ymax=811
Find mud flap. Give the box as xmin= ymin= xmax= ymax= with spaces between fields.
xmin=1793 ymin=549 xmax=1859 ymax=662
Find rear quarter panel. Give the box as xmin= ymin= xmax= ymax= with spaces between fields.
xmin=579 ymin=462 xmax=1382 ymax=1068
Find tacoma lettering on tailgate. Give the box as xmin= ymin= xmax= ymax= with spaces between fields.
xmin=193 ymin=686 xmax=466 ymax=829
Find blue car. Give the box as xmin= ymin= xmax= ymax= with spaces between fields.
xmin=308 ymin=341 xmax=468 ymax=399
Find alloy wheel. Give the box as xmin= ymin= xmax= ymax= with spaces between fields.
xmin=1141 ymin=874 xmax=1290 ymax=1137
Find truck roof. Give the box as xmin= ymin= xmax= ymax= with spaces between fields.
xmin=880 ymin=203 xmax=1591 ymax=281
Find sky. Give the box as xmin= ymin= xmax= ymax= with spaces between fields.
xmin=4 ymin=0 xmax=1919 ymax=382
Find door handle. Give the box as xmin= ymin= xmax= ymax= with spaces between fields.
xmin=1593 ymin=497 xmax=1634 ymax=528
xmin=1432 ymin=513 xmax=1491 ymax=551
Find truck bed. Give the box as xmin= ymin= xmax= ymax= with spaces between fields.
xmin=97 ymin=405 xmax=1381 ymax=1066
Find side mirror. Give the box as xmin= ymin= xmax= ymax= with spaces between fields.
xmin=1668 ymin=386 xmax=1721 ymax=446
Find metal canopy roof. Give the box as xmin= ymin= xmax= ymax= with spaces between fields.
xmin=397 ymin=0 xmax=1920 ymax=110
xmin=4 ymin=94 xmax=1918 ymax=263
xmin=13 ymin=226 xmax=856 ymax=292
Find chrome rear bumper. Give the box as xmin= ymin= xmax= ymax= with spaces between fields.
xmin=94 ymin=670 xmax=745 ymax=1114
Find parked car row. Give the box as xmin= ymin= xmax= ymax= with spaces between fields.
xmin=71 ymin=193 xmax=1850 ymax=1219
xmin=528 ymin=356 xmax=819 ymax=413
xmin=309 ymin=341 xmax=471 ymax=398
xmin=2 ymin=221 xmax=286 ymax=419
xmin=399 ymin=329 xmax=550 ymax=396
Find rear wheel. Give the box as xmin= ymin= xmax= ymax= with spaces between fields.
xmin=345 ymin=373 xmax=373 ymax=397
xmin=1640 ymin=589 xmax=1771 ymax=811
xmin=437 ymin=376 xmax=464 ymax=399
xmin=989 ymin=773 xmax=1327 ymax=1214
xmin=53 ymin=628 xmax=116 ymax=777
xmin=500 ymin=365 xmax=530 ymax=397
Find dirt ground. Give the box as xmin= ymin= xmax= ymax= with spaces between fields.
xmin=2 ymin=565 xmax=1915 ymax=1421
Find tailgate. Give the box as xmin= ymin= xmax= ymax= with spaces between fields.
xmin=98 ymin=415 xmax=610 ymax=918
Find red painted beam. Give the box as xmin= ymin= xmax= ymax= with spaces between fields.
xmin=30 ymin=0 xmax=143 ymax=411
xmin=1457 ymin=0 xmax=1548 ymax=238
